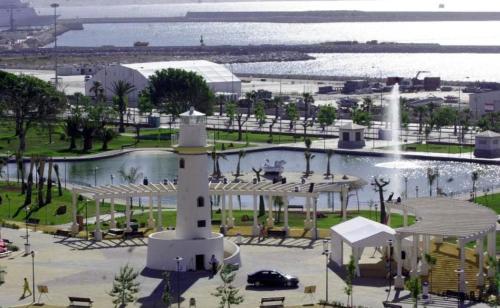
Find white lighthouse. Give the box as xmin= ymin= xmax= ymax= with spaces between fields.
xmin=147 ymin=107 xmax=233 ymax=272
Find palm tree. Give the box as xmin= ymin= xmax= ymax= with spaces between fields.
xmin=245 ymin=91 xmax=256 ymax=119
xmin=302 ymin=92 xmax=314 ymax=120
xmin=427 ymin=168 xmax=438 ymax=197
xmin=53 ymin=163 xmax=63 ymax=196
xmin=324 ymin=149 xmax=334 ymax=178
xmin=118 ymin=165 xmax=143 ymax=206
xmin=304 ymin=138 xmax=315 ymax=177
xmin=112 ymin=80 xmax=135 ymax=133
xmin=211 ymin=148 xmax=226 ymax=179
xmin=89 ymin=81 xmax=103 ymax=101
xmin=233 ymin=150 xmax=246 ymax=180
xmin=471 ymin=170 xmax=480 ymax=200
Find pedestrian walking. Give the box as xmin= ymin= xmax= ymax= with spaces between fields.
xmin=258 ymin=223 xmax=264 ymax=241
xmin=21 ymin=277 xmax=31 ymax=298
xmin=210 ymin=254 xmax=219 ymax=275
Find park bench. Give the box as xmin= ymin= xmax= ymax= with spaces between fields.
xmin=382 ymin=301 xmax=402 ymax=308
xmin=260 ymin=296 xmax=285 ymax=307
xmin=123 ymin=231 xmax=144 ymax=239
xmin=444 ymin=290 xmax=466 ymax=301
xmin=53 ymin=229 xmax=71 ymax=239
xmin=267 ymin=229 xmax=287 ymax=238
xmin=68 ymin=296 xmax=93 ymax=306
xmin=26 ymin=218 xmax=40 ymax=231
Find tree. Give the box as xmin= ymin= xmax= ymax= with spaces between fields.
xmin=64 ymin=113 xmax=81 ymax=150
xmin=427 ymin=168 xmax=438 ymax=197
xmin=235 ymin=111 xmax=248 ymax=142
xmin=432 ymin=106 xmax=456 ymax=141
xmin=251 ymin=167 xmax=265 ymax=217
xmin=274 ymin=196 xmax=284 ymax=223
xmin=118 ymin=165 xmax=143 ymax=185
xmin=45 ymin=159 xmax=53 ymax=204
xmin=302 ymin=92 xmax=314 ymax=120
xmin=414 ymin=105 xmax=427 ymax=134
xmin=424 ymin=253 xmax=437 ymax=293
xmin=352 ymin=108 xmax=372 ymax=127
xmin=108 ymin=264 xmax=140 ymax=308
xmin=212 ymin=264 xmax=244 ymax=308
xmin=373 ymin=178 xmax=390 ymax=224
xmin=344 ymin=255 xmax=355 ymax=307
xmin=477 ymin=112 xmax=500 ymax=133
xmin=112 ymin=80 xmax=135 ymax=133
xmin=304 ymin=138 xmax=315 ymax=177
xmin=245 ymin=91 xmax=256 ymax=119
xmin=233 ymin=150 xmax=246 ymax=180
xmin=211 ymin=148 xmax=226 ymax=179
xmin=285 ymin=103 xmax=299 ymax=130
xmin=53 ymin=163 xmax=63 ymax=196
xmin=361 ymin=96 xmax=373 ymax=113
xmin=324 ymin=149 xmax=334 ymax=178
xmin=225 ymin=101 xmax=237 ymax=127
xmin=161 ymin=272 xmax=172 ymax=308
xmin=301 ymin=120 xmax=313 ymax=139
xmin=89 ymin=80 xmax=103 ymax=101
xmin=36 ymin=158 xmax=45 ymax=207
xmin=405 ymin=277 xmax=422 ymax=308
xmin=143 ymin=68 xmax=214 ymax=119
xmin=317 ymin=104 xmax=336 ymax=131
xmin=254 ymin=101 xmax=266 ymax=127
xmin=99 ymin=128 xmax=117 ymax=151
xmin=0 ymin=72 xmax=67 ymax=153
xmin=471 ymin=170 xmax=480 ymax=200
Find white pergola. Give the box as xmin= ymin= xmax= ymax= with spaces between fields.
xmin=70 ymin=175 xmax=358 ymax=241
xmin=387 ymin=198 xmax=497 ymax=291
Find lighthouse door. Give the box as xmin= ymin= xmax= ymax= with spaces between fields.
xmin=195 ymin=255 xmax=205 ymax=271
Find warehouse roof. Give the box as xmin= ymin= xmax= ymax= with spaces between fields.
xmin=121 ymin=60 xmax=239 ymax=84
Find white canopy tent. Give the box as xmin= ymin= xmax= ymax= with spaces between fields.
xmin=330 ymin=216 xmax=396 ymax=277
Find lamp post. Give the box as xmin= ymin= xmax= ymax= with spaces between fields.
xmin=322 ymin=239 xmax=331 ymax=303
xmin=50 ymin=3 xmax=59 ymax=90
xmin=454 ymin=269 xmax=464 ymax=307
xmin=110 ymin=174 xmax=114 ymax=185
xmin=24 ymin=205 xmax=31 ymax=255
xmin=31 ymin=250 xmax=36 ymax=303
xmin=175 ymin=256 xmax=183 ymax=308
xmin=386 ymin=239 xmax=393 ymax=300
xmin=85 ymin=199 xmax=89 ymax=240
xmin=93 ymin=166 xmax=98 ymax=186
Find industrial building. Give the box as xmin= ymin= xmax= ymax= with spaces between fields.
xmin=469 ymin=90 xmax=500 ymax=119
xmin=85 ymin=60 xmax=242 ymax=106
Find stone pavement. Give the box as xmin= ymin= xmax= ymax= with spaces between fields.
xmin=0 ymin=228 xmax=489 ymax=308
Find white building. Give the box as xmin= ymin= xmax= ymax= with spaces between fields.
xmin=85 ymin=60 xmax=242 ymax=106
xmin=469 ymin=90 xmax=500 ymax=119
xmin=338 ymin=123 xmax=366 ymax=149
xmin=474 ymin=130 xmax=500 ymax=158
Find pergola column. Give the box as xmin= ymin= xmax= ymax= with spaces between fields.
xmin=410 ymin=234 xmax=419 ymax=277
xmin=71 ymin=191 xmax=79 ymax=234
xmin=228 ymin=195 xmax=235 ymax=228
xmin=311 ymin=197 xmax=318 ymax=239
xmin=266 ymin=195 xmax=274 ymax=227
xmin=221 ymin=194 xmax=227 ymax=232
xmin=252 ymin=194 xmax=259 ymax=236
xmin=304 ymin=196 xmax=312 ymax=230
xmin=109 ymin=198 xmax=116 ymax=229
xmin=476 ymin=238 xmax=485 ymax=287
xmin=283 ymin=196 xmax=289 ymax=235
xmin=125 ymin=197 xmax=132 ymax=232
xmin=487 ymin=230 xmax=496 ymax=278
xmin=421 ymin=235 xmax=430 ymax=275
xmin=156 ymin=194 xmax=163 ymax=231
xmin=458 ymin=239 xmax=466 ymax=292
xmin=341 ymin=185 xmax=348 ymax=221
xmin=403 ymin=208 xmax=408 ymax=227
xmin=386 ymin=206 xmax=392 ymax=226
xmin=94 ymin=197 xmax=102 ymax=241
xmin=147 ymin=194 xmax=155 ymax=229
xmin=394 ymin=234 xmax=405 ymax=289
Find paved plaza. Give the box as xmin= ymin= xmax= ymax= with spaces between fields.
xmin=0 ymin=227 xmax=489 ymax=308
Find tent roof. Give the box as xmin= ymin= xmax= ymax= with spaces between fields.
xmin=331 ymin=216 xmax=395 ymax=247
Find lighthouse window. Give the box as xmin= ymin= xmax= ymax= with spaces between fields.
xmin=197 ymin=196 xmax=204 ymax=207
xmin=197 ymin=220 xmax=206 ymax=227
xmin=179 ymin=158 xmax=185 ymax=169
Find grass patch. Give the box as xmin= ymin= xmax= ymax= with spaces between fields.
xmin=384 ymin=143 xmax=474 ymax=154
xmin=208 ymin=130 xmax=312 ymax=144
xmin=475 ymin=192 xmax=500 ymax=214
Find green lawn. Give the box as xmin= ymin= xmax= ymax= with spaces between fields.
xmin=208 ymin=130 xmax=310 ymax=144
xmin=0 ymin=183 xmax=123 ymax=225
xmin=389 ymin=143 xmax=475 ymax=154
xmin=475 ymin=192 xmax=500 ymax=214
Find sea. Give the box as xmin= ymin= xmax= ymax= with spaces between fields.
xmin=35 ymin=0 xmax=500 ymax=81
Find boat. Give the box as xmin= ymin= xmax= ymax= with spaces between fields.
xmin=0 ymin=0 xmax=53 ymax=29
xmin=134 ymin=41 xmax=149 ymax=47
xmin=263 ymin=159 xmax=286 ymax=175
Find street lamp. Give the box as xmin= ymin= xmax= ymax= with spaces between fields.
xmin=31 ymin=251 xmax=36 ymax=303
xmin=50 ymin=3 xmax=60 ymax=90
xmin=386 ymin=239 xmax=393 ymax=300
xmin=322 ymin=239 xmax=331 ymax=303
xmin=175 ymin=256 xmax=183 ymax=308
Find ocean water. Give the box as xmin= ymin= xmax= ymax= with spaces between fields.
xmin=55 ymin=21 xmax=500 ymax=47
xmin=230 ymin=53 xmax=500 ymax=82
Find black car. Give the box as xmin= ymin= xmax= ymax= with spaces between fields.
xmin=247 ymin=270 xmax=299 ymax=287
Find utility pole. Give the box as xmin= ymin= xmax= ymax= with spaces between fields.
xmin=50 ymin=3 xmax=59 ymax=90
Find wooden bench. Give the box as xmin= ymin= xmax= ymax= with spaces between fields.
xmin=68 ymin=296 xmax=93 ymax=306
xmin=267 ymin=229 xmax=287 ymax=238
xmin=26 ymin=218 xmax=40 ymax=231
xmin=54 ymin=229 xmax=71 ymax=239
xmin=260 ymin=296 xmax=285 ymax=307
xmin=382 ymin=301 xmax=402 ymax=308
xmin=444 ymin=290 xmax=466 ymax=301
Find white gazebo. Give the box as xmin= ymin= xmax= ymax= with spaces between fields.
xmin=330 ymin=216 xmax=396 ymax=276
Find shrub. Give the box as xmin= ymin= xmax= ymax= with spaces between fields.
xmin=7 ymin=243 xmax=19 ymax=252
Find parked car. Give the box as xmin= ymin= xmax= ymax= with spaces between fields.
xmin=247 ymin=270 xmax=299 ymax=287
